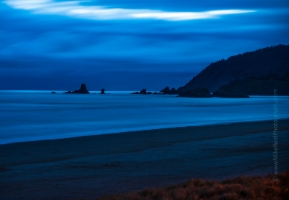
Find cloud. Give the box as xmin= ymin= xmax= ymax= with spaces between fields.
xmin=5 ymin=0 xmax=255 ymax=21
xmin=1 ymin=1 xmax=289 ymax=90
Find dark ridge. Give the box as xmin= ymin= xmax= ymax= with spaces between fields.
xmin=178 ymin=87 xmax=211 ymax=97
xmin=212 ymin=85 xmax=249 ymax=98
xmin=214 ymin=74 xmax=289 ymax=96
xmin=178 ymin=44 xmax=289 ymax=93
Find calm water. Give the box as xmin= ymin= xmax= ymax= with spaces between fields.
xmin=0 ymin=90 xmax=288 ymax=145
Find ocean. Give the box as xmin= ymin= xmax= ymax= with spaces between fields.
xmin=0 ymin=90 xmax=288 ymax=145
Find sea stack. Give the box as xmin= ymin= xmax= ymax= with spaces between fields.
xmin=160 ymin=86 xmax=179 ymax=95
xmin=131 ymin=88 xmax=153 ymax=94
xmin=65 ymin=83 xmax=89 ymax=94
xmin=140 ymin=88 xmax=147 ymax=94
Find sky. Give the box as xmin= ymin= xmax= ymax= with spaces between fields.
xmin=0 ymin=0 xmax=289 ymax=90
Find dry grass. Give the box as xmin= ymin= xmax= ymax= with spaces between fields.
xmin=97 ymin=171 xmax=289 ymax=200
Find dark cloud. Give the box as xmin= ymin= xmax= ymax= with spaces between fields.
xmin=0 ymin=1 xmax=288 ymax=89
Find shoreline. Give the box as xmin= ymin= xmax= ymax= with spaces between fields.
xmin=1 ymin=118 xmax=288 ymax=146
xmin=1 ymin=119 xmax=289 ymax=199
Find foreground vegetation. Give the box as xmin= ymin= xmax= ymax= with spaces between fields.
xmin=97 ymin=171 xmax=289 ymax=200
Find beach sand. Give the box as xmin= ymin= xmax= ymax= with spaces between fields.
xmin=0 ymin=119 xmax=289 ymax=200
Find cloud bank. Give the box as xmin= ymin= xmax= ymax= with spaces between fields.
xmin=0 ymin=0 xmax=288 ymax=90
xmin=5 ymin=0 xmax=255 ymax=21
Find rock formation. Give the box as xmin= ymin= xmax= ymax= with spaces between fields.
xmin=131 ymin=88 xmax=153 ymax=94
xmin=160 ymin=86 xmax=179 ymax=95
xmin=100 ymin=88 xmax=105 ymax=94
xmin=65 ymin=83 xmax=89 ymax=94
xmin=140 ymin=88 xmax=147 ymax=94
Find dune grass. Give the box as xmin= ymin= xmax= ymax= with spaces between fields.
xmin=97 ymin=171 xmax=289 ymax=200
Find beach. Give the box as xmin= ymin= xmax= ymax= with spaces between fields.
xmin=0 ymin=119 xmax=289 ymax=200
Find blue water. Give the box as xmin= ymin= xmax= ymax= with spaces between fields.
xmin=0 ymin=90 xmax=288 ymax=145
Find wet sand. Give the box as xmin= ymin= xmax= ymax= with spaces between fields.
xmin=0 ymin=119 xmax=289 ymax=200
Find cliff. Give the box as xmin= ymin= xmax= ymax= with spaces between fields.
xmin=178 ymin=44 xmax=289 ymax=93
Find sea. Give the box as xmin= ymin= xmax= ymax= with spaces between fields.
xmin=0 ymin=90 xmax=288 ymax=145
